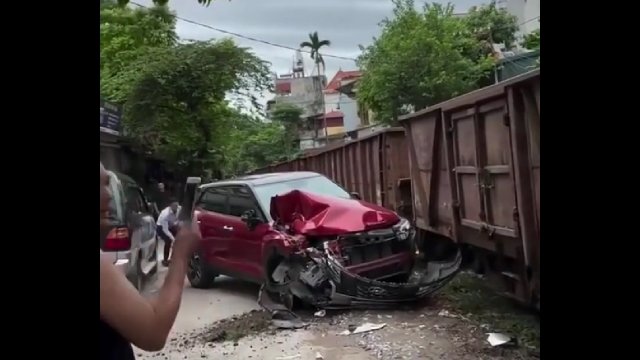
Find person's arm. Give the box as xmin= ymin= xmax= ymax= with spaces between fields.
xmin=100 ymin=227 xmax=197 ymax=351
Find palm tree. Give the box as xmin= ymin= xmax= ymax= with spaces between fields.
xmin=300 ymin=31 xmax=331 ymax=76
xmin=300 ymin=32 xmax=331 ymax=144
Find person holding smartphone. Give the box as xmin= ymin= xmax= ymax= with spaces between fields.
xmin=100 ymin=163 xmax=200 ymax=359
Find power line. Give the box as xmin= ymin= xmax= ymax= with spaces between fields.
xmin=129 ymin=2 xmax=538 ymax=65
xmin=129 ymin=1 xmax=358 ymax=62
xmin=127 ymin=1 xmax=539 ymax=82
xmin=519 ymin=16 xmax=540 ymax=27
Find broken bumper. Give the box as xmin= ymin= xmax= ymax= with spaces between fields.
xmin=264 ymin=248 xmax=462 ymax=310
xmin=319 ymin=250 xmax=462 ymax=308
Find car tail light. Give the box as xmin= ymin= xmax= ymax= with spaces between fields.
xmin=103 ymin=227 xmax=131 ymax=251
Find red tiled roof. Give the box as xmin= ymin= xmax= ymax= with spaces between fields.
xmin=324 ymin=70 xmax=362 ymax=93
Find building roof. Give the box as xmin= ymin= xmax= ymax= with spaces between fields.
xmin=324 ymin=70 xmax=362 ymax=94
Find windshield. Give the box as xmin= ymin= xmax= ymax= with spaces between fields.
xmin=253 ymin=176 xmax=350 ymax=214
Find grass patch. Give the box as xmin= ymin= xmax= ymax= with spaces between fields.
xmin=439 ymin=272 xmax=540 ymax=350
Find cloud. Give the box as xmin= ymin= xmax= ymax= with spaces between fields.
xmin=133 ymin=0 xmax=485 ymax=110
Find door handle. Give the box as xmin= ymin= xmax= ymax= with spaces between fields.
xmin=222 ymin=225 xmax=234 ymax=231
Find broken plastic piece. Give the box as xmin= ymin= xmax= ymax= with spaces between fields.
xmin=275 ymin=355 xmax=301 ymax=360
xmin=299 ymin=264 xmax=327 ymax=288
xmin=487 ymin=333 xmax=512 ymax=347
xmin=271 ymin=310 xmax=306 ymax=329
xmin=339 ymin=322 xmax=386 ymax=335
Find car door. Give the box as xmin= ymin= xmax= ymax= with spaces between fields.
xmin=124 ymin=185 xmax=157 ymax=275
xmin=224 ymin=185 xmax=269 ymax=281
xmin=194 ymin=187 xmax=234 ymax=271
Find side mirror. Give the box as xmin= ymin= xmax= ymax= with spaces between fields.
xmin=350 ymin=192 xmax=362 ymax=200
xmin=241 ymin=209 xmax=262 ymax=231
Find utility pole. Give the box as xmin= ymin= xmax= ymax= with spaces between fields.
xmin=315 ymin=62 xmax=328 ymax=147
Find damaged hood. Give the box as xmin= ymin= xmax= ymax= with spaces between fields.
xmin=270 ymin=190 xmax=400 ymax=236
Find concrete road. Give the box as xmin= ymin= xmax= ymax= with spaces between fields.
xmin=141 ymin=239 xmax=261 ymax=332
xmin=143 ymin=271 xmax=261 ymax=333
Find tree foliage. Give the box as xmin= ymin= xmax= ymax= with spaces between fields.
xmin=222 ymin=114 xmax=300 ymax=177
xmin=357 ymin=0 xmax=495 ymax=123
xmin=100 ymin=1 xmax=176 ymax=80
xmin=270 ymin=103 xmax=304 ymax=138
xmin=465 ymin=1 xmax=519 ymax=51
xmin=100 ymin=0 xmax=297 ymax=178
xmin=103 ymin=39 xmax=271 ymax=175
xmin=300 ymin=31 xmax=331 ymax=75
xmin=522 ymin=29 xmax=540 ymax=50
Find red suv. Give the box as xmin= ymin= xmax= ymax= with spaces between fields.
xmin=188 ymin=172 xmax=460 ymax=308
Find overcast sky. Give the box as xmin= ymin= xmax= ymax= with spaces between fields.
xmin=134 ymin=0 xmax=485 ymax=109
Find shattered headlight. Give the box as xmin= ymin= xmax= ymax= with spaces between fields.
xmin=393 ymin=218 xmax=415 ymax=241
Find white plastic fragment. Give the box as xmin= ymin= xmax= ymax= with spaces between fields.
xmin=487 ymin=333 xmax=512 ymax=347
xmin=339 ymin=323 xmax=386 ymax=335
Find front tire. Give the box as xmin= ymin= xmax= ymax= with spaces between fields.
xmin=187 ymin=252 xmax=217 ymax=289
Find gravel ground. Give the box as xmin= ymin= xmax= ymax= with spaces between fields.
xmin=138 ymin=303 xmax=538 ymax=360
xmin=136 ymin=256 xmax=539 ymax=360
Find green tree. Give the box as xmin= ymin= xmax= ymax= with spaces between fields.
xmin=300 ymin=31 xmax=332 ymax=75
xmin=100 ymin=1 xmax=176 ymax=82
xmin=465 ymin=1 xmax=519 ymax=52
xmin=357 ymin=0 xmax=494 ymax=123
xmin=222 ymin=114 xmax=300 ymax=177
xmin=102 ymin=39 xmax=272 ymax=176
xmin=270 ymin=103 xmax=304 ymax=141
xmin=522 ymin=29 xmax=540 ymax=50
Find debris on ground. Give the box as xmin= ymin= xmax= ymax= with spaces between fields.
xmin=271 ymin=310 xmax=307 ymax=329
xmin=200 ymin=310 xmax=271 ymax=343
xmin=486 ymin=333 xmax=513 ymax=347
xmin=314 ymin=309 xmax=326 ymax=317
xmin=437 ymin=309 xmax=469 ymax=321
xmin=315 ymin=351 xmax=324 ymax=359
xmin=339 ymin=322 xmax=386 ymax=335
xmin=275 ymin=355 xmax=301 ymax=360
xmin=438 ymin=272 xmax=540 ymax=351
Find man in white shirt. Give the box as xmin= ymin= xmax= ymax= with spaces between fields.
xmin=156 ymin=199 xmax=180 ymax=267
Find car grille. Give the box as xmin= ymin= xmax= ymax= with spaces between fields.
xmin=338 ymin=228 xmax=410 ymax=269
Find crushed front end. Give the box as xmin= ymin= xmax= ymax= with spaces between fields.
xmin=263 ymin=190 xmax=461 ymax=309
xmin=265 ymin=229 xmax=461 ymax=309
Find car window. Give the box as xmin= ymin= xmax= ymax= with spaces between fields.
xmin=227 ymin=186 xmax=261 ymax=218
xmin=107 ymin=172 xmax=124 ymax=222
xmin=125 ymin=186 xmax=149 ymax=214
xmin=197 ymin=187 xmax=228 ymax=214
xmin=253 ymin=175 xmax=350 ymax=212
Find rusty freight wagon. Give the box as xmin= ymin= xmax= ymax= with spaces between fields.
xmin=400 ymin=69 xmax=539 ymax=308
xmin=250 ymin=69 xmax=540 ymax=308
xmin=250 ymin=127 xmax=413 ymax=217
